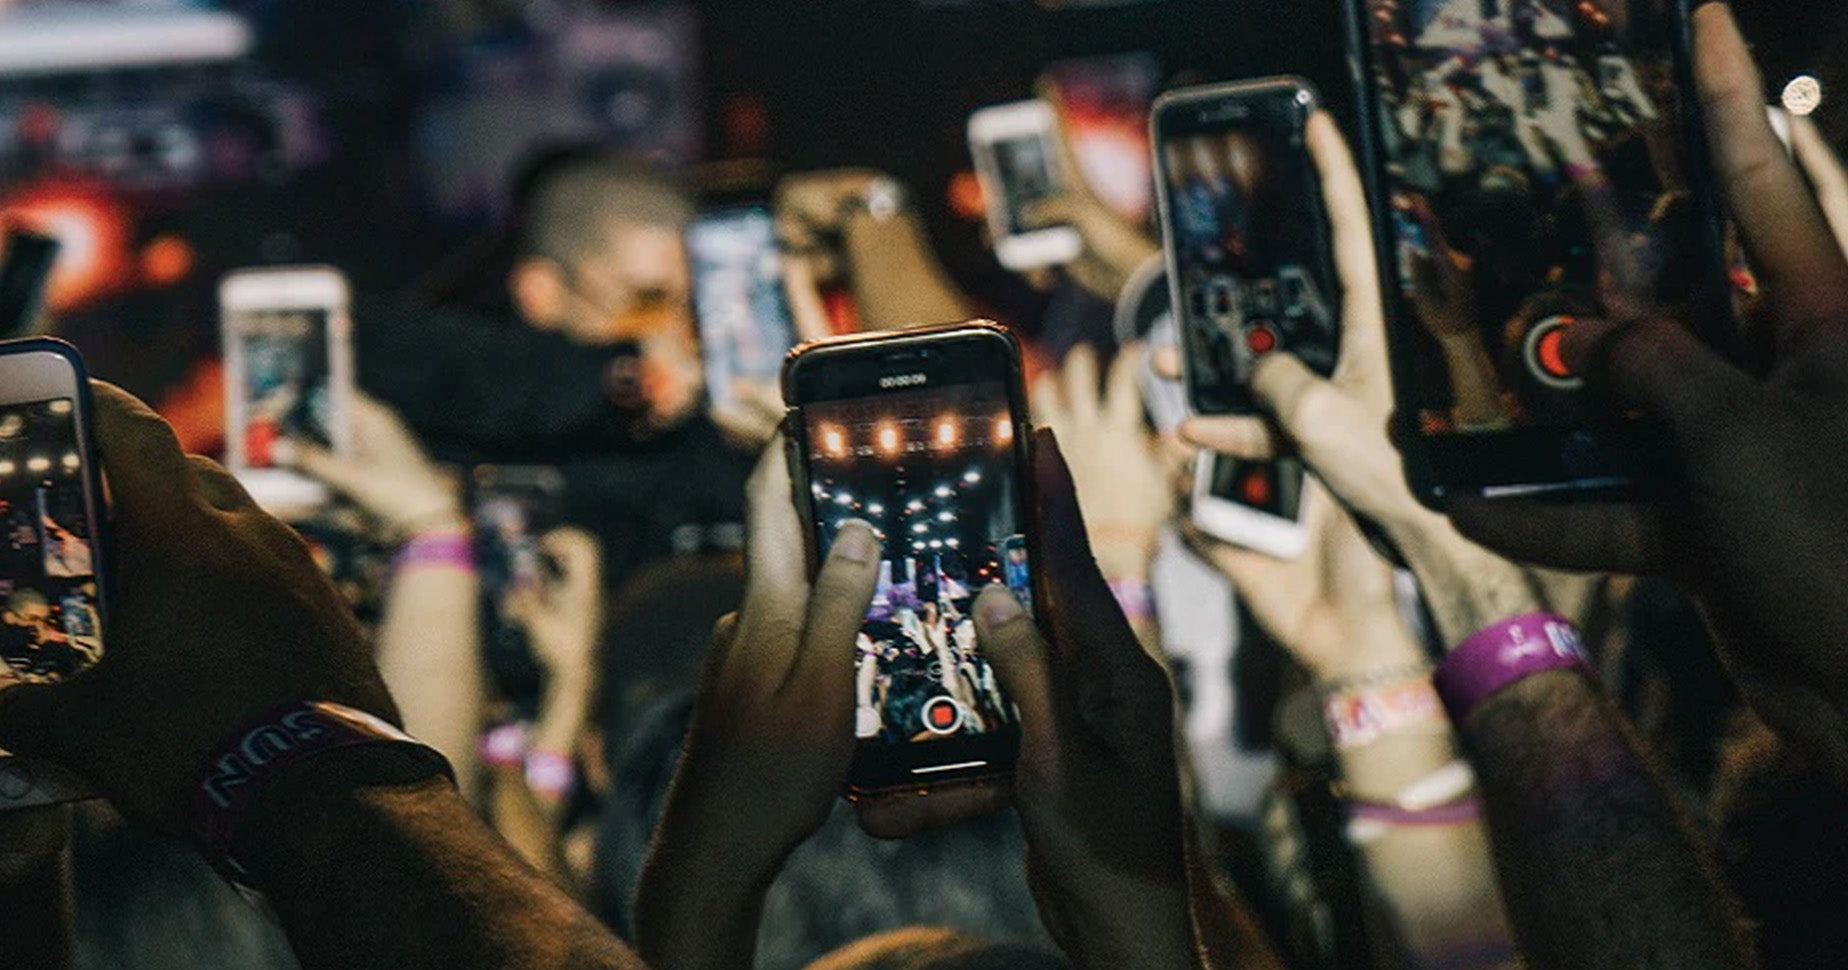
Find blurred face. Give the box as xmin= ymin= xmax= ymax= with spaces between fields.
xmin=559 ymin=219 xmax=693 ymax=347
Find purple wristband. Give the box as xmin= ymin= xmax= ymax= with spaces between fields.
xmin=1432 ymin=613 xmax=1591 ymax=723
xmin=396 ymin=533 xmax=475 ymax=572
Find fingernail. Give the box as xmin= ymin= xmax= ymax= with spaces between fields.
xmin=977 ymin=584 xmax=1023 ymax=627
xmin=832 ymin=520 xmax=879 ymax=564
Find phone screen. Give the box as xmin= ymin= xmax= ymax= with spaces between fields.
xmin=0 ymin=398 xmax=102 ymax=687
xmin=1159 ymin=83 xmax=1338 ymax=415
xmin=688 ymin=207 xmax=796 ymax=412
xmin=1357 ymin=0 xmax=1720 ymax=462
xmin=230 ymin=308 xmax=333 ymax=469
xmin=990 ymin=133 xmax=1061 ymax=237
xmin=472 ymin=468 xmax=564 ymax=711
xmin=799 ymin=367 xmax=1024 ymax=789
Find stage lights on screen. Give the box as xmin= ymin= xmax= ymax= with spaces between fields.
xmin=811 ymin=413 xmax=1014 ymax=459
xmin=876 ymin=422 xmax=901 ymax=455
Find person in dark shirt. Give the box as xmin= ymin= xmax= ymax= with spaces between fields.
xmin=355 ymin=150 xmax=754 ymax=587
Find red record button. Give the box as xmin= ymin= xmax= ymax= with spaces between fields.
xmin=922 ymin=697 xmax=965 ymax=736
xmin=1524 ymin=314 xmax=1584 ymax=390
xmin=1246 ymin=323 xmax=1277 ymax=355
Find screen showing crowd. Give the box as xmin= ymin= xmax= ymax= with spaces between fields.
xmin=233 ymin=308 xmax=333 ymax=467
xmin=993 ymin=135 xmax=1060 ymax=236
xmin=0 ymin=398 xmax=101 ymax=687
xmin=1165 ymin=106 xmax=1337 ymax=411
xmin=804 ymin=382 xmax=1023 ymax=750
xmin=1365 ymin=0 xmax=1707 ymax=434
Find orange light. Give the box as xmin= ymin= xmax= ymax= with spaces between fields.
xmin=821 ymin=426 xmax=847 ymax=456
xmin=993 ymin=416 xmax=1013 ymax=445
xmin=935 ymin=418 xmax=958 ymax=448
xmin=876 ymin=423 xmax=901 ymax=455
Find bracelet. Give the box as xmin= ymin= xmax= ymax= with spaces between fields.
xmin=479 ymin=721 xmax=529 ymax=769
xmin=1432 ymin=612 xmax=1591 ymax=723
xmin=1319 ymin=662 xmax=1432 ymax=695
xmin=396 ymin=533 xmax=476 ymax=572
xmin=1346 ymin=797 xmax=1483 ymax=845
xmin=1106 ymin=578 xmax=1154 ymax=624
xmin=1341 ymin=760 xmax=1477 ymax=813
xmin=193 ymin=701 xmax=455 ymax=886
xmin=1322 ymin=675 xmax=1445 ymax=750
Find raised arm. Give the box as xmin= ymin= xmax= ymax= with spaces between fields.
xmin=0 ymin=383 xmax=646 ymax=970
xmin=1183 ymin=110 xmax=1755 ymax=968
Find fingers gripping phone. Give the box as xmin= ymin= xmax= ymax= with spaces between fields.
xmin=472 ymin=465 xmax=566 ymax=714
xmin=1345 ymin=0 xmax=1733 ymax=504
xmin=220 ymin=266 xmax=354 ymax=512
xmin=688 ymin=205 xmax=798 ymax=413
xmin=0 ymin=338 xmax=106 ymax=809
xmin=1153 ymin=77 xmax=1340 ymax=416
xmin=784 ymin=322 xmax=1030 ymax=795
xmin=969 ymin=101 xmax=1084 ymax=271
xmin=1121 ymin=266 xmax=1310 ymax=558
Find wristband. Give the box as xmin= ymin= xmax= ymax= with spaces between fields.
xmin=479 ymin=720 xmax=529 ymax=769
xmin=1322 ymin=675 xmax=1444 ymax=750
xmin=193 ymin=701 xmax=455 ymax=884
xmin=523 ymin=749 xmax=577 ymax=801
xmin=396 ymin=532 xmax=476 ymax=572
xmin=1432 ymin=612 xmax=1590 ymax=723
xmin=1107 ymin=578 xmax=1153 ymax=625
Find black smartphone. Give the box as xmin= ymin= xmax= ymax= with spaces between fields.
xmin=1153 ymin=76 xmax=1340 ymax=416
xmin=0 ymin=338 xmax=106 ymax=809
xmin=1345 ymin=0 xmax=1733 ymax=505
xmin=783 ymin=322 xmax=1030 ymax=796
xmin=472 ymin=465 xmax=565 ymax=713
xmin=0 ymin=229 xmax=60 ymax=339
xmin=687 ymin=204 xmax=798 ymax=413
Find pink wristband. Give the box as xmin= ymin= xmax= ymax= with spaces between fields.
xmin=1107 ymin=579 xmax=1153 ymax=624
xmin=396 ymin=533 xmax=475 ymax=572
xmin=1323 ymin=677 xmax=1444 ymax=750
xmin=523 ymin=749 xmax=576 ymax=800
xmin=193 ymin=701 xmax=454 ymax=882
xmin=1432 ymin=613 xmax=1591 ymax=723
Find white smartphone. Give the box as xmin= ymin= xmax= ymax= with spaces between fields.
xmin=968 ymin=100 xmax=1083 ymax=271
xmin=0 ymin=338 xmax=105 ymax=810
xmin=219 ymin=266 xmax=353 ymax=512
xmin=1192 ymin=453 xmax=1308 ymax=559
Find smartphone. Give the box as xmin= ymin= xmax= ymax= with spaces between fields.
xmin=688 ymin=204 xmax=797 ymax=414
xmin=471 ymin=465 xmax=565 ymax=712
xmin=783 ymin=321 xmax=1029 ymax=795
xmin=1192 ymin=454 xmax=1309 ymax=558
xmin=1153 ymin=77 xmax=1340 ymax=416
xmin=0 ymin=228 xmax=59 ymax=339
xmin=0 ymin=338 xmax=105 ymax=810
xmin=1345 ymin=0 xmax=1733 ymax=504
xmin=1042 ymin=53 xmax=1163 ymax=222
xmin=968 ymin=101 xmax=1084 ymax=271
xmin=220 ymin=266 xmax=354 ymax=511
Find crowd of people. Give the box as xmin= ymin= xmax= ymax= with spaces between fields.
xmin=3 ymin=2 xmax=1848 ymax=969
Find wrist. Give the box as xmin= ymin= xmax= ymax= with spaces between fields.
xmin=1434 ymin=613 xmax=1591 ymax=724
xmin=198 ymin=702 xmax=455 ymax=890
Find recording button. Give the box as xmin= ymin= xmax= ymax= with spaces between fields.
xmin=1246 ymin=323 xmax=1277 ymax=355
xmin=1524 ymin=315 xmax=1584 ymax=390
xmin=921 ymin=696 xmax=965 ymax=736
xmin=1240 ymin=470 xmax=1273 ymax=506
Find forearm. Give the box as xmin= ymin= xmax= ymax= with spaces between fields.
xmin=240 ymin=753 xmax=643 ymax=970
xmin=1322 ymin=633 xmax=1515 ymax=965
xmin=1460 ymin=671 xmax=1754 ymax=968
xmin=635 ymin=804 xmax=781 ymax=970
xmin=0 ymin=807 xmax=74 ymax=970
xmin=377 ymin=561 xmax=486 ymax=795
xmin=843 ymin=213 xmax=973 ymax=329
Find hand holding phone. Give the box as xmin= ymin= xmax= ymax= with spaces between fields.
xmin=0 ymin=340 xmax=107 ymax=811
xmin=784 ymin=322 xmax=1031 ymax=797
xmin=969 ymin=101 xmax=1084 ymax=270
xmin=220 ymin=266 xmax=354 ymax=513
